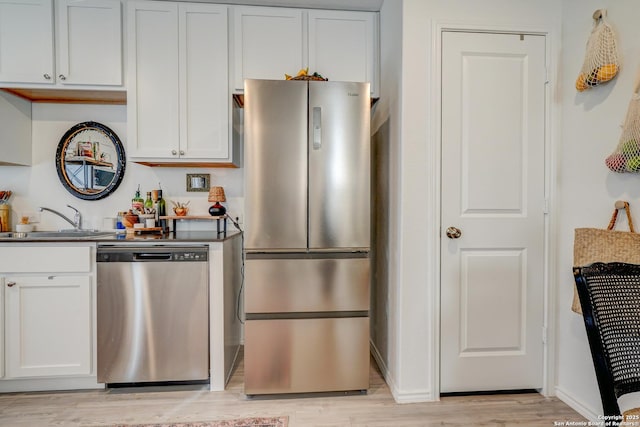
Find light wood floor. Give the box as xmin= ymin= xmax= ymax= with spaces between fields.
xmin=0 ymin=351 xmax=585 ymax=427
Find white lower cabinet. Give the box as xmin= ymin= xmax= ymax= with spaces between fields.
xmin=0 ymin=278 xmax=4 ymax=380
xmin=0 ymin=244 xmax=98 ymax=391
xmin=5 ymin=275 xmax=92 ymax=378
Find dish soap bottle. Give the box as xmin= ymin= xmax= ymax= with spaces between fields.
xmin=132 ymin=185 xmax=144 ymax=213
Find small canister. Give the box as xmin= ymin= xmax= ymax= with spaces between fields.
xmin=0 ymin=204 xmax=10 ymax=232
xmin=116 ymin=211 xmax=127 ymax=230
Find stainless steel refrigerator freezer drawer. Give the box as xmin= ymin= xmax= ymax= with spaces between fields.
xmin=244 ymin=317 xmax=369 ymax=395
xmin=245 ymin=256 xmax=369 ymax=313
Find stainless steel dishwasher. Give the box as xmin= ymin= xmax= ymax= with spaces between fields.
xmin=96 ymin=245 xmax=209 ymax=385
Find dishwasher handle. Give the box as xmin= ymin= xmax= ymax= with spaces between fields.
xmin=133 ymin=252 xmax=172 ymax=261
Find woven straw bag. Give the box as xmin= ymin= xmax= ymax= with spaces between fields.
xmin=573 ymin=201 xmax=640 ymax=313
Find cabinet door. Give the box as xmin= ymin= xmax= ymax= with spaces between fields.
xmin=0 ymin=91 xmax=32 ymax=167
xmin=308 ymin=10 xmax=378 ymax=96
xmin=127 ymin=1 xmax=180 ymax=158
xmin=233 ymin=6 xmax=303 ymax=91
xmin=0 ymin=0 xmax=54 ymax=84
xmin=0 ymin=278 xmax=4 ymax=379
xmin=179 ymin=3 xmax=229 ymax=159
xmin=5 ymin=275 xmax=92 ymax=378
xmin=56 ymin=0 xmax=122 ymax=86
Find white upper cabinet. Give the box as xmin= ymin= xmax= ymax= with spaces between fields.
xmin=0 ymin=0 xmax=54 ymax=84
xmin=0 ymin=0 xmax=123 ymax=88
xmin=56 ymin=0 xmax=122 ymax=86
xmin=308 ymin=10 xmax=378 ymax=96
xmin=127 ymin=1 xmax=180 ymax=159
xmin=127 ymin=1 xmax=233 ymax=164
xmin=0 ymin=91 xmax=32 ymax=166
xmin=232 ymin=6 xmax=378 ymax=96
xmin=179 ymin=3 xmax=230 ymax=161
xmin=233 ymin=7 xmax=303 ymax=90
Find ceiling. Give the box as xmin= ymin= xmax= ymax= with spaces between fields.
xmin=157 ymin=0 xmax=384 ymax=11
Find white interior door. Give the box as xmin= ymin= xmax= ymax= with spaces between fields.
xmin=440 ymin=31 xmax=546 ymax=393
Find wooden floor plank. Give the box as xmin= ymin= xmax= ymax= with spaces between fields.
xmin=0 ymin=351 xmax=586 ymax=426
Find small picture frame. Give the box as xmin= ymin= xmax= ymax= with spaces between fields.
xmin=186 ymin=173 xmax=210 ymax=192
xmin=77 ymin=141 xmax=94 ymax=158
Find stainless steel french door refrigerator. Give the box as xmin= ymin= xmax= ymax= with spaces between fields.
xmin=243 ymin=79 xmax=371 ymax=395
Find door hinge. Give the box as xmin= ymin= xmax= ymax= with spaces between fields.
xmin=542 ymin=326 xmax=548 ymax=344
xmin=543 ymin=198 xmax=550 ymax=214
xmin=545 ymin=66 xmax=550 ymax=85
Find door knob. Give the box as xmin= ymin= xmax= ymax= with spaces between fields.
xmin=446 ymin=227 xmax=462 ymax=239
xmin=7 ymin=282 xmax=16 ymax=287
xmin=58 ymin=74 xmax=66 ymax=80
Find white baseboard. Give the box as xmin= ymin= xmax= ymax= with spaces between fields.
xmin=370 ymin=341 xmax=392 ymax=387
xmin=370 ymin=341 xmax=434 ymax=404
xmin=555 ymin=385 xmax=601 ymax=423
xmin=0 ymin=376 xmax=103 ymax=393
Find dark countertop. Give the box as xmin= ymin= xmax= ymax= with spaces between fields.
xmin=0 ymin=230 xmax=241 ymax=243
xmin=102 ymin=230 xmax=242 ymax=243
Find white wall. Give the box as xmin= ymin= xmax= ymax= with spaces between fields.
xmin=383 ymin=0 xmax=562 ymax=404
xmin=388 ymin=0 xmax=639 ymax=419
xmin=370 ymin=0 xmax=402 ymax=400
xmin=556 ymin=0 xmax=640 ymax=419
xmin=0 ymin=103 xmax=243 ymax=231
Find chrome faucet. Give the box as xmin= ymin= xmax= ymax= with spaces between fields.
xmin=39 ymin=205 xmax=82 ymax=230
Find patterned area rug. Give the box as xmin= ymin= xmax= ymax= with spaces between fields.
xmin=109 ymin=417 xmax=288 ymax=427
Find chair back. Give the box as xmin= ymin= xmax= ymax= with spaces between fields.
xmin=573 ymin=262 xmax=640 ymax=417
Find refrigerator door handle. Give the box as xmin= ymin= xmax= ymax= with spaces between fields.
xmin=312 ymin=106 xmax=322 ymax=150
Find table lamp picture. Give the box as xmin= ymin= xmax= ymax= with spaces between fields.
xmin=208 ymin=186 xmax=226 ymax=216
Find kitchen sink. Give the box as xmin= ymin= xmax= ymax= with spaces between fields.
xmin=0 ymin=230 xmax=116 ymax=240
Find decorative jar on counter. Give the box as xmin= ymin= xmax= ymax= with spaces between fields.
xmin=0 ymin=204 xmax=10 ymax=232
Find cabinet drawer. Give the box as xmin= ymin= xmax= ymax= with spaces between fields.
xmin=0 ymin=246 xmax=91 ymax=273
xmin=244 ymin=317 xmax=369 ymax=394
xmin=245 ymin=256 xmax=369 ymax=313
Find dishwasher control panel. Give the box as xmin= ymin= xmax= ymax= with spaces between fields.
xmin=97 ymin=246 xmax=208 ymax=262
xmin=173 ymin=251 xmax=207 ymax=261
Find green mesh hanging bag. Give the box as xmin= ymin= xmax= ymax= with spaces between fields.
xmin=606 ymin=84 xmax=640 ymax=173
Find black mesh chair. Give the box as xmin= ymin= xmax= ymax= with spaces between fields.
xmin=573 ymin=262 xmax=640 ymax=419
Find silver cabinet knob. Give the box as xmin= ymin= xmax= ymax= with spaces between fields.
xmin=171 ymin=150 xmax=177 ymax=155
xmin=43 ymin=73 xmax=51 ymax=80
xmin=58 ymin=74 xmax=66 ymax=80
xmin=7 ymin=281 xmax=16 ymax=287
xmin=179 ymin=150 xmax=185 ymax=155
xmin=445 ymin=227 xmax=462 ymax=239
